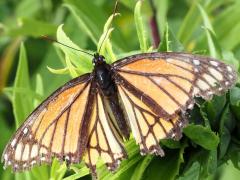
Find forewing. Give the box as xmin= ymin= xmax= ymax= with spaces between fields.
xmin=113 ymin=52 xmax=237 ymax=115
xmin=113 ymin=52 xmax=237 ymax=154
xmin=171 ymin=53 xmax=237 ymax=99
xmin=84 ymin=86 xmax=126 ymax=175
xmin=2 ymin=74 xmax=93 ymax=171
xmin=113 ymin=53 xmax=196 ymax=118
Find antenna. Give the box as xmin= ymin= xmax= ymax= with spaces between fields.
xmin=98 ymin=0 xmax=119 ymax=53
xmin=41 ymin=35 xmax=94 ymax=57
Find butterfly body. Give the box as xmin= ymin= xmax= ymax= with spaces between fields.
xmin=2 ymin=52 xmax=237 ymax=177
xmin=93 ymin=53 xmax=130 ymax=139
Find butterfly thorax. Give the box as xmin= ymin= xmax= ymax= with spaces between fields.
xmin=93 ymin=54 xmax=115 ymax=96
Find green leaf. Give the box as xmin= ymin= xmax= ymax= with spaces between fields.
xmin=197 ymin=4 xmax=214 ymax=32
xmin=64 ymin=0 xmax=102 ymax=44
xmin=47 ymin=66 xmax=69 ymax=75
xmin=130 ymin=155 xmax=153 ymax=180
xmin=200 ymin=95 xmax=226 ymax=127
xmin=0 ymin=114 xmax=13 ymax=155
xmin=161 ymin=139 xmax=181 ymax=149
xmin=159 ymin=23 xmax=184 ymax=52
xmin=16 ymin=0 xmax=41 ymax=17
xmin=177 ymin=0 xmax=205 ymax=46
xmin=159 ymin=23 xmax=170 ymax=52
xmin=50 ymin=159 xmax=67 ymax=180
xmin=183 ymin=124 xmax=219 ymax=150
xmin=222 ymin=51 xmax=239 ymax=71
xmin=214 ymin=1 xmax=240 ymax=50
xmin=56 ymin=24 xmax=93 ymax=74
xmin=179 ymin=149 xmax=217 ymax=179
xmin=177 ymin=162 xmax=200 ymax=180
xmin=134 ymin=1 xmax=149 ymax=52
xmin=34 ymin=74 xmax=44 ymax=107
xmin=227 ymin=142 xmax=240 ymax=170
xmin=145 ymin=148 xmax=184 ymax=180
xmin=230 ymin=87 xmax=240 ymax=106
xmin=102 ymin=156 xmax=142 ymax=180
xmin=64 ymin=0 xmax=126 ymax=52
xmin=65 ymin=56 xmax=78 ymax=78
xmin=63 ymin=166 xmax=89 ymax=180
xmin=219 ymin=104 xmax=235 ymax=159
xmin=3 ymin=87 xmax=42 ymax=103
xmin=97 ymin=13 xmax=118 ymax=62
xmin=198 ymin=4 xmax=222 ymax=59
xmin=199 ymin=102 xmax=211 ymax=128
xmin=155 ymin=0 xmax=168 ymax=37
xmin=12 ymin=43 xmax=33 ymax=128
xmin=7 ymin=18 xmax=57 ymax=37
xmin=30 ymin=166 xmax=49 ymax=180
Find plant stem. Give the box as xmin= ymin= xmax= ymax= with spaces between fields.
xmin=149 ymin=0 xmax=161 ymax=48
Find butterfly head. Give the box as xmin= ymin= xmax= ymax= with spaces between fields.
xmin=93 ymin=53 xmax=106 ymax=65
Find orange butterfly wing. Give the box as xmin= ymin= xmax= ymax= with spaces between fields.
xmin=2 ymin=74 xmax=93 ymax=171
xmin=84 ymin=86 xmax=126 ymax=175
xmin=2 ymin=75 xmax=126 ymax=175
xmin=112 ymin=52 xmax=236 ymax=154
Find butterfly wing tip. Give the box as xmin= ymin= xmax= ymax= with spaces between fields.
xmin=151 ymin=146 xmax=165 ymax=157
xmin=86 ymin=164 xmax=97 ymax=179
xmin=140 ymin=145 xmax=165 ymax=157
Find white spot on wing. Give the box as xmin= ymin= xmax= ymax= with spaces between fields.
xmin=171 ymin=133 xmax=176 ymax=138
xmin=23 ymin=128 xmax=28 ymax=134
xmin=194 ymin=68 xmax=199 ymax=73
xmin=15 ymin=143 xmax=23 ymax=160
xmin=11 ymin=139 xmax=17 ymax=147
xmin=4 ymin=154 xmax=8 ymax=160
xmin=227 ymin=66 xmax=233 ymax=72
xmin=225 ymin=81 xmax=230 ymax=86
xmin=193 ymin=59 xmax=200 ymax=65
xmin=65 ymin=156 xmax=70 ymax=161
xmin=179 ymin=122 xmax=184 ymax=127
xmin=193 ymin=87 xmax=200 ymax=95
xmin=197 ymin=80 xmax=210 ymax=90
xmin=207 ymin=91 xmax=213 ymax=96
xmin=22 ymin=144 xmax=30 ymax=161
xmin=188 ymin=103 xmax=194 ymax=109
xmin=31 ymin=160 xmax=36 ymax=165
xmin=31 ymin=144 xmax=38 ymax=158
xmin=203 ymin=74 xmax=217 ymax=86
xmin=229 ymin=75 xmax=234 ymax=79
xmin=209 ymin=68 xmax=223 ymax=80
xmin=210 ymin=61 xmax=219 ymax=66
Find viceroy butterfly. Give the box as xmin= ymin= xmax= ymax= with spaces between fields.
xmin=1 ymin=0 xmax=238 ymax=178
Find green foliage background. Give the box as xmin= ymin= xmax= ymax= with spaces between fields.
xmin=1 ymin=0 xmax=240 ymax=179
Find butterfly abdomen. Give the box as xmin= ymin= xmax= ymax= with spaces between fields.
xmin=94 ymin=62 xmax=130 ymax=139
